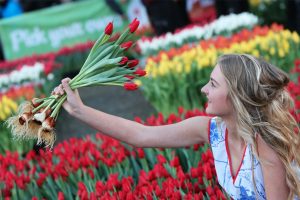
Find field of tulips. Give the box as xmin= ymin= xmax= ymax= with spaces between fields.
xmin=0 ymin=108 xmax=231 ymax=200
xmin=140 ymin=22 xmax=300 ymax=115
xmin=137 ymin=12 xmax=258 ymax=57
xmin=0 ymin=69 xmax=299 ymax=199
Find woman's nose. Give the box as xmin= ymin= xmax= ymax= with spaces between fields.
xmin=201 ymin=85 xmax=208 ymax=95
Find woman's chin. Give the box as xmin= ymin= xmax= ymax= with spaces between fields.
xmin=205 ymin=107 xmax=212 ymax=115
xmin=205 ymin=107 xmax=216 ymax=116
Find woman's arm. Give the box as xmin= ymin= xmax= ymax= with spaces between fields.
xmin=73 ymin=105 xmax=210 ymax=148
xmin=257 ymin=135 xmax=289 ymax=199
xmin=54 ymin=78 xmax=211 ymax=148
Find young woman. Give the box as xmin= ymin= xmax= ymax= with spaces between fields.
xmin=53 ymin=54 xmax=300 ymax=199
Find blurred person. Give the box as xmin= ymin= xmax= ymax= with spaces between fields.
xmin=215 ymin=0 xmax=248 ymax=17
xmin=141 ymin=0 xmax=190 ymax=35
xmin=1 ymin=0 xmax=22 ymax=18
xmin=53 ymin=54 xmax=300 ymax=199
xmin=20 ymin=0 xmax=61 ymax=13
xmin=0 ymin=1 xmax=4 ymax=18
xmin=186 ymin=0 xmax=216 ymax=24
xmin=286 ymin=0 xmax=300 ymax=33
xmin=105 ymin=0 xmax=128 ymax=21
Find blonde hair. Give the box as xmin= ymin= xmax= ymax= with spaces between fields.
xmin=217 ymin=54 xmax=300 ymax=199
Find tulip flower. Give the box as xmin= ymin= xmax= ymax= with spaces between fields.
xmin=129 ymin=18 xmax=140 ymax=33
xmin=104 ymin=22 xmax=113 ymax=35
xmin=119 ymin=57 xmax=128 ymax=65
xmin=127 ymin=59 xmax=139 ymax=68
xmin=120 ymin=41 xmax=133 ymax=50
xmin=6 ymin=20 xmax=145 ymax=148
xmin=124 ymin=82 xmax=138 ymax=90
xmin=134 ymin=68 xmax=147 ymax=77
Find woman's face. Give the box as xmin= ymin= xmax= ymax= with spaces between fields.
xmin=201 ymin=65 xmax=233 ymax=116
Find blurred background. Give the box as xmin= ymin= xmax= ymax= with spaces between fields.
xmin=0 ymin=0 xmax=300 ymax=199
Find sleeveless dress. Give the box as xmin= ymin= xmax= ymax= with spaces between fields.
xmin=208 ymin=117 xmax=266 ymax=199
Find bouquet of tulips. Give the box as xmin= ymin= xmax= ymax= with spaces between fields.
xmin=6 ymin=19 xmax=146 ymax=148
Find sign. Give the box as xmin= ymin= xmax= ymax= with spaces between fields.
xmin=0 ymin=0 xmax=128 ymax=60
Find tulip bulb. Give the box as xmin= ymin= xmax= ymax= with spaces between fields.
xmin=33 ymin=112 xmax=46 ymax=123
xmin=31 ymin=98 xmax=42 ymax=108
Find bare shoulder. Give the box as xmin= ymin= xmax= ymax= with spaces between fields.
xmin=180 ymin=116 xmax=211 ymax=143
xmin=257 ymin=134 xmax=289 ymax=199
xmin=257 ymin=134 xmax=282 ymax=164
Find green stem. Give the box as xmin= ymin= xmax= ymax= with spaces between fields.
xmin=115 ymin=29 xmax=130 ymax=45
xmin=50 ymin=95 xmax=67 ymax=119
xmin=72 ymin=82 xmax=123 ymax=89
xmin=44 ymin=98 xmax=56 ymax=113
xmin=80 ymin=33 xmax=105 ymax=69
xmin=32 ymin=97 xmax=56 ymax=113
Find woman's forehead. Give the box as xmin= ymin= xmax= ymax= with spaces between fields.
xmin=211 ymin=65 xmax=227 ymax=84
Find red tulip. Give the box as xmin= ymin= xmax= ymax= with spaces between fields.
xmin=124 ymin=75 xmax=135 ymax=80
xmin=170 ymin=156 xmax=180 ymax=167
xmin=119 ymin=57 xmax=128 ymax=65
xmin=127 ymin=59 xmax=139 ymax=68
xmin=206 ymin=186 xmax=215 ymax=196
xmin=156 ymin=154 xmax=166 ymax=164
xmin=120 ymin=41 xmax=133 ymax=50
xmin=104 ymin=22 xmax=113 ymax=35
xmin=57 ymin=192 xmax=64 ymax=200
xmin=134 ymin=68 xmax=146 ymax=77
xmin=137 ymin=148 xmax=145 ymax=158
xmin=124 ymin=82 xmax=138 ymax=90
xmin=129 ymin=18 xmax=139 ymax=33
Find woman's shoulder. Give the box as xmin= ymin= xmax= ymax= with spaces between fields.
xmin=209 ymin=116 xmax=226 ymax=145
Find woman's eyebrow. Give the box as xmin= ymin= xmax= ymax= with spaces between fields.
xmin=210 ymin=77 xmax=220 ymax=85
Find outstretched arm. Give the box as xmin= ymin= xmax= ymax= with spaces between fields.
xmin=54 ymin=78 xmax=211 ymax=148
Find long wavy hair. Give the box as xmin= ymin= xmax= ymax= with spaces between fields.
xmin=217 ymin=54 xmax=300 ymax=199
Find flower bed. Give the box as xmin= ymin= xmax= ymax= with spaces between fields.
xmin=137 ymin=12 xmax=258 ymax=57
xmin=0 ymin=108 xmax=229 ymax=199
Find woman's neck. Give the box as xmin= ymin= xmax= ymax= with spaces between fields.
xmin=222 ymin=114 xmax=244 ymax=144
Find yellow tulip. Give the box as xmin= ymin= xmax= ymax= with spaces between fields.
xmin=292 ymin=32 xmax=299 ymax=43
xmin=249 ymin=0 xmax=260 ymax=7
xmin=270 ymin=47 xmax=275 ymax=55
xmin=278 ymin=49 xmax=285 ymax=58
xmin=282 ymin=40 xmax=290 ymax=53
xmin=252 ymin=50 xmax=260 ymax=57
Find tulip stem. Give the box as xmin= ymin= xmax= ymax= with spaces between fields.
xmin=50 ymin=95 xmax=67 ymax=120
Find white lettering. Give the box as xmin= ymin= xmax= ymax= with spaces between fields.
xmin=48 ymin=22 xmax=84 ymax=48
xmin=10 ymin=27 xmax=47 ymax=52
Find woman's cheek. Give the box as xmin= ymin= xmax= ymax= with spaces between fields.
xmin=207 ymin=93 xmax=231 ymax=115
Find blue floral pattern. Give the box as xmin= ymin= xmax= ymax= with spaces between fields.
xmin=209 ymin=117 xmax=266 ymax=200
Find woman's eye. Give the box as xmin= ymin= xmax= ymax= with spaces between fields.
xmin=210 ymin=81 xmax=215 ymax=87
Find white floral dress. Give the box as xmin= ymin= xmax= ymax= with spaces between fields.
xmin=208 ymin=117 xmax=266 ymax=200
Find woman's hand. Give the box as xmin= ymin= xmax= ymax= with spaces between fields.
xmin=52 ymin=78 xmax=84 ymax=116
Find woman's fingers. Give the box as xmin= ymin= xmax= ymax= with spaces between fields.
xmin=61 ymin=79 xmax=72 ymax=95
xmin=52 ymin=84 xmax=64 ymax=95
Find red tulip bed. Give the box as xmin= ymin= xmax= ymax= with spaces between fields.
xmin=0 ymin=108 xmax=231 ymax=200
